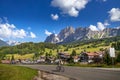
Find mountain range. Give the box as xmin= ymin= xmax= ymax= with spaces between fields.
xmin=45 ymin=26 xmax=120 ymax=44
xmin=0 ymin=40 xmax=21 ymax=47
xmin=0 ymin=39 xmax=9 ymax=47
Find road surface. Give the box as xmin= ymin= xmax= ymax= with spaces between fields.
xmin=19 ymin=64 xmax=120 ymax=80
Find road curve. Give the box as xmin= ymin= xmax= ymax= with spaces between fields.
xmin=19 ymin=65 xmax=120 ymax=80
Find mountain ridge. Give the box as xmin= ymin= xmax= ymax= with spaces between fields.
xmin=45 ymin=26 xmax=120 ymax=44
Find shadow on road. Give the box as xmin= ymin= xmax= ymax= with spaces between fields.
xmin=52 ymin=70 xmax=60 ymax=72
xmin=51 ymin=69 xmax=65 ymax=72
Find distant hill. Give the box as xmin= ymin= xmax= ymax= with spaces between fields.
xmin=0 ymin=40 xmax=9 ymax=47
xmin=45 ymin=26 xmax=120 ymax=44
xmin=0 ymin=40 xmax=20 ymax=47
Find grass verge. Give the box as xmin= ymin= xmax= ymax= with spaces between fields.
xmin=65 ymin=63 xmax=120 ymax=68
xmin=0 ymin=64 xmax=37 ymax=80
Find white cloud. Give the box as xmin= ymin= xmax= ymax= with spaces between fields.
xmin=97 ymin=22 xmax=105 ymax=31
xmin=108 ymin=8 xmax=120 ymax=22
xmin=0 ymin=23 xmax=27 ymax=39
xmin=45 ymin=30 xmax=52 ymax=36
xmin=0 ymin=18 xmax=37 ymax=40
xmin=51 ymin=14 xmax=59 ymax=20
xmin=115 ymin=26 xmax=120 ymax=29
xmin=89 ymin=22 xmax=106 ymax=31
xmin=30 ymin=32 xmax=36 ymax=38
xmin=89 ymin=25 xmax=98 ymax=31
xmin=12 ymin=29 xmax=27 ymax=38
xmin=51 ymin=0 xmax=89 ymax=17
xmin=68 ymin=7 xmax=79 ymax=17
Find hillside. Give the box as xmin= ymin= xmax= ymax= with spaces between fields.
xmin=62 ymin=36 xmax=120 ymax=53
xmin=0 ymin=36 xmax=120 ymax=58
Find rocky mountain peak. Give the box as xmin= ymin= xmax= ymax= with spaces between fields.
xmin=45 ymin=33 xmax=59 ymax=43
xmin=58 ymin=26 xmax=75 ymax=41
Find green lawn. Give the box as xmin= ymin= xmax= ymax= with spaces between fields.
xmin=0 ymin=64 xmax=37 ymax=80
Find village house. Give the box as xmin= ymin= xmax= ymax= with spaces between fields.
xmin=80 ymin=52 xmax=88 ymax=62
xmin=57 ymin=52 xmax=70 ymax=64
xmin=58 ymin=52 xmax=70 ymax=59
xmin=1 ymin=60 xmax=11 ymax=64
xmin=73 ymin=56 xmax=80 ymax=63
xmin=80 ymin=51 xmax=104 ymax=63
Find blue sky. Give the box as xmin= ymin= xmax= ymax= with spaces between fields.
xmin=0 ymin=0 xmax=120 ymax=42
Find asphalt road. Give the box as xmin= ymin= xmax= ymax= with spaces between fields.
xmin=20 ymin=65 xmax=120 ymax=80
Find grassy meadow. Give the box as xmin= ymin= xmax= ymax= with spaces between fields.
xmin=6 ymin=54 xmax=34 ymax=60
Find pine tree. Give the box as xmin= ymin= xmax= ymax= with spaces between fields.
xmin=103 ymin=50 xmax=112 ymax=65
xmin=71 ymin=49 xmax=77 ymax=56
xmin=11 ymin=55 xmax=15 ymax=60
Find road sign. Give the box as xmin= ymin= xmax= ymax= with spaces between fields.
xmin=109 ymin=47 xmax=115 ymax=57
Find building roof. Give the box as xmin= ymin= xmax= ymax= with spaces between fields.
xmin=87 ymin=52 xmax=99 ymax=56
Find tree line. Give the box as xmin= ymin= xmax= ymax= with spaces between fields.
xmin=0 ymin=42 xmax=58 ymax=55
